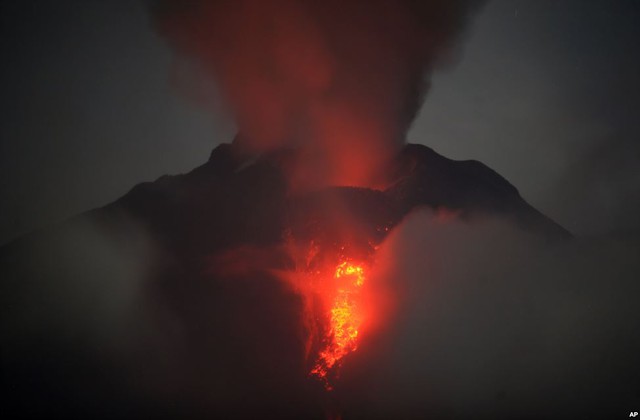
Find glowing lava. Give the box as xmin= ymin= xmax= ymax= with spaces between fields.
xmin=310 ymin=260 xmax=366 ymax=390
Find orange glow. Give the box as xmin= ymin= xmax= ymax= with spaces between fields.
xmin=310 ymin=260 xmax=366 ymax=390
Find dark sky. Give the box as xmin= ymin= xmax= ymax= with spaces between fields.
xmin=1 ymin=0 xmax=639 ymax=244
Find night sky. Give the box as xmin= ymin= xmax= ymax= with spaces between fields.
xmin=1 ymin=0 xmax=639 ymax=242
xmin=2 ymin=2 xmax=640 ymax=418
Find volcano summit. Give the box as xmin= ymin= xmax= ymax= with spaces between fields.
xmin=0 ymin=135 xmax=570 ymax=418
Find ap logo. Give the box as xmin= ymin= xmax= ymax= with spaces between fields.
xmin=630 ymin=412 xmax=638 ymax=418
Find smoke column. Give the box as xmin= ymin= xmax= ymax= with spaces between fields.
xmin=152 ymin=0 xmax=484 ymax=188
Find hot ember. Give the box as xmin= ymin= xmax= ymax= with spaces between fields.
xmin=310 ymin=260 xmax=367 ymax=390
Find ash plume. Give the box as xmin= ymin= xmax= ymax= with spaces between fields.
xmin=9 ymin=1 xmax=634 ymax=418
xmin=152 ymin=0 xmax=484 ymax=188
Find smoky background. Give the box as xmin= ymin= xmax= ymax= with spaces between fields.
xmin=1 ymin=0 xmax=639 ymax=243
xmin=0 ymin=0 xmax=639 ymax=418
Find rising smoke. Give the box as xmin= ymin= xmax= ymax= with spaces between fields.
xmin=152 ymin=0 xmax=484 ymax=188
xmin=3 ymin=1 xmax=638 ymax=418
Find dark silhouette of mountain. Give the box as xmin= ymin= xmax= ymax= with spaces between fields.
xmin=0 ymin=140 xmax=571 ymax=419
xmin=99 ymin=140 xmax=569 ymax=258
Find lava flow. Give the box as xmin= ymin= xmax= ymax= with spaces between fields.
xmin=310 ymin=260 xmax=367 ymax=390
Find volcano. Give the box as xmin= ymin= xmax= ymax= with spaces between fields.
xmin=0 ymin=137 xmax=570 ymax=418
xmin=107 ymin=138 xmax=569 ymax=257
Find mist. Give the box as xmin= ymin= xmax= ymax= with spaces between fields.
xmin=1 ymin=1 xmax=639 ymax=418
xmin=337 ymin=211 xmax=640 ymax=418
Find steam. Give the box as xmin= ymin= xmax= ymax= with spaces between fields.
xmin=8 ymin=2 xmax=637 ymax=417
xmin=0 ymin=216 xmax=156 ymax=417
xmin=338 ymin=211 xmax=640 ymax=418
xmin=3 ymin=209 xmax=638 ymax=417
xmin=152 ymin=0 xmax=484 ymax=187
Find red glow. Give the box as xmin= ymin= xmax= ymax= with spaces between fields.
xmin=310 ymin=260 xmax=366 ymax=389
